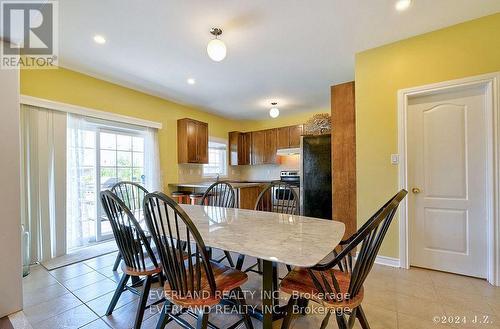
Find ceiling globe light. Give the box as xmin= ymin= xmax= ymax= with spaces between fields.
xmin=93 ymin=34 xmax=106 ymax=44
xmin=395 ymin=0 xmax=412 ymax=11
xmin=207 ymin=28 xmax=226 ymax=62
xmin=269 ymin=102 xmax=280 ymax=118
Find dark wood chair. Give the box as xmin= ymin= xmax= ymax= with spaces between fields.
xmin=110 ymin=181 xmax=149 ymax=271
xmin=143 ymin=192 xmax=254 ymax=329
xmin=236 ymin=181 xmax=299 ymax=273
xmin=279 ymin=189 xmax=408 ymax=329
xmin=200 ymin=181 xmax=236 ymax=267
xmin=100 ymin=190 xmax=162 ymax=329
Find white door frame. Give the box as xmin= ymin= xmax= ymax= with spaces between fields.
xmin=397 ymin=72 xmax=500 ymax=286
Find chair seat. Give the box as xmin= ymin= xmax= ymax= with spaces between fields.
xmin=280 ymin=267 xmax=363 ymax=310
xmin=164 ymin=261 xmax=248 ymax=307
xmin=121 ymin=261 xmax=162 ymax=276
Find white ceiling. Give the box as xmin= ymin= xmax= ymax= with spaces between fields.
xmin=45 ymin=1 xmax=500 ymax=118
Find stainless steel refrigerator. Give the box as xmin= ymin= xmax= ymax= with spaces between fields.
xmin=300 ymin=134 xmax=332 ymax=220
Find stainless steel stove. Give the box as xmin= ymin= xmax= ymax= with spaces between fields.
xmin=279 ymin=170 xmax=300 ymax=186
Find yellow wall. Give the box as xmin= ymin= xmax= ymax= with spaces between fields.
xmin=20 ymin=67 xmax=243 ymax=190
xmin=355 ymin=13 xmax=500 ymax=258
xmin=20 ymin=67 xmax=327 ymax=191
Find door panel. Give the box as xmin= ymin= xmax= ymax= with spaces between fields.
xmin=423 ymin=105 xmax=467 ymax=198
xmin=277 ymin=126 xmax=290 ymax=148
xmin=186 ymin=120 xmax=198 ymax=163
xmin=289 ymin=125 xmax=303 ymax=148
xmin=251 ymin=131 xmax=265 ymax=165
xmin=196 ymin=122 xmax=208 ymax=164
xmin=264 ymin=129 xmax=277 ymax=164
xmin=408 ymin=85 xmax=487 ymax=278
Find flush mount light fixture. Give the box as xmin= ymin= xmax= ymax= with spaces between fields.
xmin=207 ymin=28 xmax=227 ymax=62
xmin=93 ymin=34 xmax=106 ymax=44
xmin=187 ymin=78 xmax=196 ymax=85
xmin=269 ymin=102 xmax=280 ymax=118
xmin=395 ymin=0 xmax=412 ymax=11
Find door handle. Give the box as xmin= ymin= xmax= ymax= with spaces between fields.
xmin=412 ymin=187 xmax=422 ymax=194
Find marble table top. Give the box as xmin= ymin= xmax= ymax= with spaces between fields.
xmin=178 ymin=204 xmax=345 ymax=268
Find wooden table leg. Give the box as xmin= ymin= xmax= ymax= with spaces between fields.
xmin=262 ymin=260 xmax=274 ymax=329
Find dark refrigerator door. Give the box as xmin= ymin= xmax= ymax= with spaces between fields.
xmin=301 ymin=135 xmax=332 ymax=219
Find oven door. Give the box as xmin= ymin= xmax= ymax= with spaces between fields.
xmin=273 ymin=186 xmax=297 ymax=212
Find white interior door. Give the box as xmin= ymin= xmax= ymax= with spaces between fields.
xmin=408 ymin=85 xmax=488 ymax=278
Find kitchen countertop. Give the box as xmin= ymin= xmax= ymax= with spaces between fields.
xmin=169 ymin=181 xmax=269 ymax=189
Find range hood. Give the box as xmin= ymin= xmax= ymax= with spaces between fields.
xmin=276 ymin=147 xmax=301 ymax=156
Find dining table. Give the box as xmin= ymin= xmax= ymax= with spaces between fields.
xmin=178 ymin=204 xmax=346 ymax=329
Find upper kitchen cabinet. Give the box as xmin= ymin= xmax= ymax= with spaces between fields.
xmin=177 ymin=118 xmax=208 ymax=164
xmin=251 ymin=129 xmax=277 ymax=165
xmin=277 ymin=124 xmax=303 ymax=148
xmin=289 ymin=124 xmax=303 ymax=147
xmin=229 ymin=131 xmax=251 ymax=166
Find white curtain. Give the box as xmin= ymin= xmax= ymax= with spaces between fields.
xmin=144 ymin=127 xmax=162 ymax=192
xmin=66 ymin=114 xmax=97 ymax=250
xmin=20 ymin=105 xmax=67 ymax=262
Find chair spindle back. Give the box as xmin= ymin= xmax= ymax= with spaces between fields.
xmin=255 ymin=181 xmax=299 ymax=215
xmin=308 ymin=190 xmax=407 ymax=304
xmin=201 ymin=182 xmax=235 ymax=208
xmin=100 ymin=190 xmax=157 ymax=271
xmin=144 ymin=192 xmax=217 ymax=298
xmin=111 ymin=181 xmax=148 ymax=221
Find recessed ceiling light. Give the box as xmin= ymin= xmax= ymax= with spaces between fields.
xmin=93 ymin=35 xmax=106 ymax=44
xmin=395 ymin=0 xmax=412 ymax=11
xmin=187 ymin=78 xmax=196 ymax=85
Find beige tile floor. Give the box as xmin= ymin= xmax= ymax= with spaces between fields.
xmin=20 ymin=251 xmax=500 ymax=329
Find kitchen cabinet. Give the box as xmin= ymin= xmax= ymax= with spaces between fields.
xmin=177 ymin=118 xmax=208 ymax=164
xmin=251 ymin=130 xmax=265 ymax=165
xmin=277 ymin=126 xmax=290 ymax=149
xmin=229 ymin=124 xmax=302 ymax=166
xmin=237 ymin=185 xmax=264 ymax=209
xmin=251 ymin=129 xmax=277 ymax=165
xmin=289 ymin=124 xmax=303 ymax=147
xmin=277 ymin=125 xmax=303 ymax=148
xmin=229 ymin=131 xmax=251 ymax=165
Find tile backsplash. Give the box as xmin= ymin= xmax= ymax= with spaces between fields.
xmin=178 ymin=155 xmax=300 ymax=183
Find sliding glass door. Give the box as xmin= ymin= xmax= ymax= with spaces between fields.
xmin=97 ymin=130 xmax=144 ymax=241
xmin=67 ymin=117 xmax=145 ymax=250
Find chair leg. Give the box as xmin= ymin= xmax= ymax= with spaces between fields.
xmin=257 ymin=259 xmax=262 ymax=273
xmin=335 ymin=313 xmax=349 ymax=329
xmin=347 ymin=308 xmax=357 ymax=329
xmin=356 ymin=305 xmax=371 ymax=329
xmin=112 ymin=252 xmax=122 ymax=271
xmin=232 ymin=287 xmax=254 ymax=329
xmin=224 ymin=250 xmax=235 ymax=267
xmin=286 ymin=264 xmax=292 ymax=272
xmin=236 ymin=254 xmax=245 ymax=270
xmin=196 ymin=308 xmax=209 ymax=329
xmin=106 ymin=273 xmax=130 ymax=315
xmin=134 ymin=275 xmax=152 ymax=329
xmin=319 ymin=310 xmax=333 ymax=329
xmin=155 ymin=301 xmax=171 ymax=329
xmin=280 ymin=296 xmax=298 ymax=329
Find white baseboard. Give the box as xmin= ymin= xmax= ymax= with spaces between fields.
xmin=373 ymin=255 xmax=400 ymax=268
xmin=355 ymin=253 xmax=401 ymax=268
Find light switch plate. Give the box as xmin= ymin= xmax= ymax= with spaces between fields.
xmin=391 ymin=154 xmax=400 ymax=165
